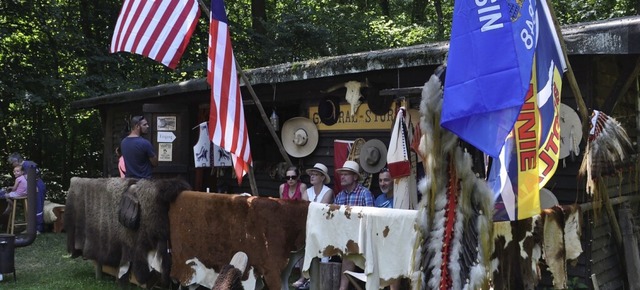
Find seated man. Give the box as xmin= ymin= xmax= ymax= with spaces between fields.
xmin=333 ymin=160 xmax=374 ymax=290
xmin=374 ymin=168 xmax=393 ymax=208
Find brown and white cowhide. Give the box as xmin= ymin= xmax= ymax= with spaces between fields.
xmin=491 ymin=205 xmax=582 ymax=289
xmin=169 ymin=191 xmax=308 ymax=290
xmin=65 ymin=177 xmax=191 ymax=286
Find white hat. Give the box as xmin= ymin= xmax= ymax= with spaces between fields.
xmin=335 ymin=160 xmax=362 ymax=179
xmin=306 ymin=163 xmax=331 ymax=184
xmin=359 ymin=139 xmax=387 ymax=173
xmin=281 ymin=117 xmax=319 ymax=158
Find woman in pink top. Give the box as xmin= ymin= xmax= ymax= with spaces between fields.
xmin=278 ymin=166 xmax=307 ymax=200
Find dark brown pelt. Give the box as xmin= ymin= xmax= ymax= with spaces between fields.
xmin=212 ymin=265 xmax=244 ymax=290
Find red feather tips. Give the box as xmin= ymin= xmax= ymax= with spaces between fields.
xmin=439 ymin=158 xmax=459 ymax=290
xmin=580 ymin=110 xmax=634 ymax=195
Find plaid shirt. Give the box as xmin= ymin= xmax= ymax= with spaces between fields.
xmin=334 ymin=184 xmax=374 ymax=206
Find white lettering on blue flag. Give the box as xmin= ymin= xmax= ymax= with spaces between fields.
xmin=441 ymin=0 xmax=538 ymax=158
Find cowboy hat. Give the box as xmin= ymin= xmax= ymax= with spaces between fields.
xmin=306 ymin=163 xmax=331 ymax=184
xmin=281 ymin=117 xmax=319 ymax=158
xmin=365 ymin=84 xmax=393 ymax=116
xmin=359 ymin=139 xmax=388 ymax=173
xmin=335 ymin=160 xmax=362 ymax=179
xmin=318 ymin=96 xmax=341 ymax=126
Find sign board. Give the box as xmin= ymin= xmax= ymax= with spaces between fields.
xmin=157 ymin=131 xmax=176 ymax=143
xmin=309 ymin=103 xmax=396 ymax=131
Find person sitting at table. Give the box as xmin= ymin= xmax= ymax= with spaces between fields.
xmin=0 ymin=165 xmax=27 ymax=215
xmin=279 ymin=166 xmax=307 ymax=200
xmin=303 ymin=163 xmax=333 ymax=204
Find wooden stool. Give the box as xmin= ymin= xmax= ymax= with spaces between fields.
xmin=7 ymin=197 xmax=28 ymax=235
xmin=52 ymin=206 xmax=65 ymax=233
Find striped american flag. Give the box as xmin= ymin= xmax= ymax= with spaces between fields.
xmin=110 ymin=0 xmax=200 ymax=69
xmin=208 ymin=0 xmax=252 ymax=184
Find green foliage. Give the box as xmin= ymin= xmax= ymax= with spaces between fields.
xmin=0 ymin=0 xmax=637 ymax=204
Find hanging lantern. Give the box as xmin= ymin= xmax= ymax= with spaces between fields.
xmin=270 ymin=109 xmax=279 ymax=131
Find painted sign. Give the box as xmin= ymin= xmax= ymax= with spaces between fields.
xmin=157 ymin=131 xmax=176 ymax=143
xmin=309 ymin=103 xmax=395 ymax=131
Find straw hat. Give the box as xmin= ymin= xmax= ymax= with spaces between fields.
xmin=540 ymin=188 xmax=559 ymax=210
xmin=281 ymin=117 xmax=319 ymax=158
xmin=335 ymin=160 xmax=362 ymax=179
xmin=559 ymin=103 xmax=582 ymax=159
xmin=306 ymin=163 xmax=331 ymax=184
xmin=359 ymin=139 xmax=388 ymax=173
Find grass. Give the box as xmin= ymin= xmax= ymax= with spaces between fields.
xmin=0 ymin=232 xmax=123 ymax=290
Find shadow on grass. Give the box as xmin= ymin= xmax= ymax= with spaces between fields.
xmin=1 ymin=232 xmax=123 ymax=290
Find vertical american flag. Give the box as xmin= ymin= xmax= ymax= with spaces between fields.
xmin=208 ymin=0 xmax=252 ymax=184
xmin=110 ymin=0 xmax=200 ymax=69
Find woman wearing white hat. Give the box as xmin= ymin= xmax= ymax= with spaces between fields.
xmin=303 ymin=163 xmax=334 ymax=204
xmin=292 ymin=163 xmax=334 ymax=289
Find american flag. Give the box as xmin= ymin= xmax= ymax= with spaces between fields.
xmin=110 ymin=0 xmax=200 ymax=69
xmin=208 ymin=0 xmax=252 ymax=184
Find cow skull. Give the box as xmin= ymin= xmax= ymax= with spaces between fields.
xmin=323 ymin=80 xmax=368 ymax=117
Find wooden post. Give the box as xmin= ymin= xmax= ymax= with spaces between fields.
xmin=319 ymin=262 xmax=342 ymax=290
xmin=619 ymin=206 xmax=640 ymax=290
xmin=235 ymin=58 xmax=294 ymax=168
xmin=545 ymin=0 xmax=590 ymax=140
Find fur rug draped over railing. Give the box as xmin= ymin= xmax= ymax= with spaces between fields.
xmin=65 ymin=177 xmax=191 ymax=286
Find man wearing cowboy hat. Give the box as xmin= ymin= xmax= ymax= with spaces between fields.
xmin=334 ymin=160 xmax=374 ymax=207
xmin=333 ymin=160 xmax=374 ymax=290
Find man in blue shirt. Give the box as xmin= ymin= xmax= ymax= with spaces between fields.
xmin=374 ymin=168 xmax=393 ymax=208
xmin=121 ymin=115 xmax=157 ymax=179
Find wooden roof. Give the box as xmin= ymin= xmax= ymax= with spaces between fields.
xmin=72 ymin=15 xmax=640 ymax=109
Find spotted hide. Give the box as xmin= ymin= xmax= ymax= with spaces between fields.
xmin=169 ymin=191 xmax=308 ymax=290
xmin=65 ymin=177 xmax=191 ymax=286
xmin=491 ymin=205 xmax=582 ymax=289
xmin=302 ymin=203 xmax=419 ymax=290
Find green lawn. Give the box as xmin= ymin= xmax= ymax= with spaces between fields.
xmin=1 ymin=232 xmax=123 ymax=290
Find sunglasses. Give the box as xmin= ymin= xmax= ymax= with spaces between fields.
xmin=286 ymin=175 xmax=297 ymax=180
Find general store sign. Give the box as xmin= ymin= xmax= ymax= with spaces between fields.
xmin=309 ymin=103 xmax=396 ymax=131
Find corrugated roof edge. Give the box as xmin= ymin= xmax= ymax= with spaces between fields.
xmin=72 ymin=15 xmax=640 ymax=109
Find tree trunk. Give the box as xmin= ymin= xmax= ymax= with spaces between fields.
xmin=251 ymin=0 xmax=266 ymax=35
xmin=380 ymin=0 xmax=390 ymax=17
xmin=411 ymin=0 xmax=428 ymax=23
xmin=434 ymin=0 xmax=444 ymax=40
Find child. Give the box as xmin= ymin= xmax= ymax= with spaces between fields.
xmin=1 ymin=165 xmax=27 ymax=215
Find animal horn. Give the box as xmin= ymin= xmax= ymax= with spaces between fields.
xmin=322 ymin=82 xmax=347 ymax=94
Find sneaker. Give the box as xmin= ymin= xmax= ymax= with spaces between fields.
xmin=292 ymin=279 xmax=305 ymax=288
xmin=298 ymin=279 xmax=310 ymax=290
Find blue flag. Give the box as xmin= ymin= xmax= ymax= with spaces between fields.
xmin=442 ymin=0 xmax=538 ymax=158
xmin=489 ymin=0 xmax=567 ymax=221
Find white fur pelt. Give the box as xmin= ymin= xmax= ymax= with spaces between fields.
xmin=414 ymin=65 xmax=494 ymax=290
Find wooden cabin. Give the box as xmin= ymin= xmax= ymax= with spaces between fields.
xmin=71 ymin=16 xmax=640 ymax=289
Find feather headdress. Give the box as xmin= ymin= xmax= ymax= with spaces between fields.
xmin=414 ymin=64 xmax=494 ymax=290
xmin=579 ymin=110 xmax=633 ymax=195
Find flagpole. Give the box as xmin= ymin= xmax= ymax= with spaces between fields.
xmin=545 ymin=0 xmax=589 ymax=140
xmin=198 ymin=0 xmax=294 ymax=196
